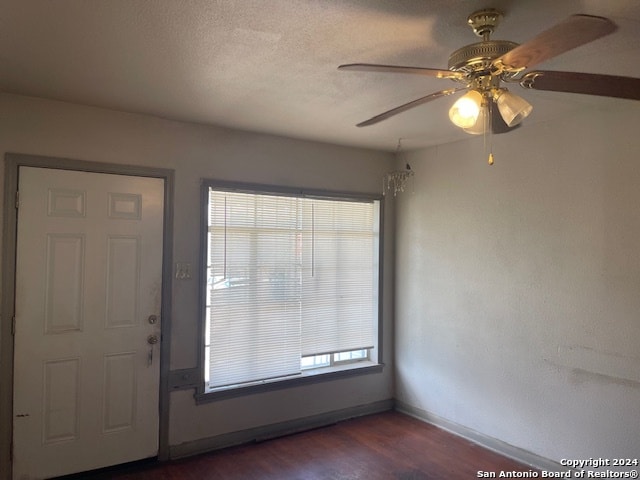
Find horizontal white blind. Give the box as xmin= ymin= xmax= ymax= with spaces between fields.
xmin=206 ymin=188 xmax=378 ymax=389
xmin=300 ymin=199 xmax=376 ymax=356
xmin=207 ymin=191 xmax=302 ymax=388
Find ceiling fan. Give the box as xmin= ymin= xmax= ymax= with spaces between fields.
xmin=339 ymin=9 xmax=640 ymax=135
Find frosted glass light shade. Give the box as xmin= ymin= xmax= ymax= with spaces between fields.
xmin=495 ymin=90 xmax=533 ymax=127
xmin=449 ymin=90 xmax=482 ymax=128
xmin=463 ymin=103 xmax=489 ymax=135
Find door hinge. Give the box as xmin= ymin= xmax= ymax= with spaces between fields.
xmin=15 ymin=190 xmax=19 ymax=209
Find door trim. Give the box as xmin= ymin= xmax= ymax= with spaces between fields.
xmin=1 ymin=153 xmax=174 ymax=480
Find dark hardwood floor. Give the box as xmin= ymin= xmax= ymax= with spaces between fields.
xmin=62 ymin=411 xmax=537 ymax=479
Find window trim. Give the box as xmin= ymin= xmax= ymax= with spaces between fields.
xmin=195 ymin=179 xmax=385 ymax=404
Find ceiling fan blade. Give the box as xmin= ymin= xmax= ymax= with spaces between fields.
xmin=356 ymin=88 xmax=465 ymax=127
xmin=339 ymin=63 xmax=463 ymax=80
xmin=520 ymin=70 xmax=640 ymax=100
xmin=496 ymin=14 xmax=617 ymax=71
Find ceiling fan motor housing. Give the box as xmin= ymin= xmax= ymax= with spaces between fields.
xmin=448 ymin=40 xmax=519 ymax=75
xmin=448 ymin=9 xmax=519 ymax=78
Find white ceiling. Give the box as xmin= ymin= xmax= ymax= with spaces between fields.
xmin=2 ymin=0 xmax=640 ymax=151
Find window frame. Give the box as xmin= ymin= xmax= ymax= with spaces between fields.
xmin=195 ymin=180 xmax=385 ymax=404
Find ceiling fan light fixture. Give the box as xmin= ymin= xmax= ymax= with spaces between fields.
xmin=494 ymin=89 xmax=533 ymax=127
xmin=449 ymin=90 xmax=483 ymax=128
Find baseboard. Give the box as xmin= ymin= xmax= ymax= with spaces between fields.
xmin=395 ymin=400 xmax=565 ymax=473
xmin=169 ymin=398 xmax=563 ymax=472
xmin=169 ymin=398 xmax=394 ymax=459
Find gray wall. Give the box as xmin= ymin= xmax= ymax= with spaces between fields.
xmin=394 ymin=102 xmax=640 ymax=464
xmin=0 ymin=93 xmax=395 ymax=451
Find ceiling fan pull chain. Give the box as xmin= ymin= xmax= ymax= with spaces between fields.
xmin=488 ymin=130 xmax=494 ymax=166
xmin=485 ymin=100 xmax=494 ymax=166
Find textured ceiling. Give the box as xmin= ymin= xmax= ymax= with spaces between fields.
xmin=1 ymin=0 xmax=640 ymax=151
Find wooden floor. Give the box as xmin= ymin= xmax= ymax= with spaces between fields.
xmin=62 ymin=411 xmax=536 ymax=479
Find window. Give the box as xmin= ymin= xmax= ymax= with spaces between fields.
xmin=200 ymin=182 xmax=382 ymax=397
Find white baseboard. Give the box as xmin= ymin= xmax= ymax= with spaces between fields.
xmin=395 ymin=400 xmax=565 ymax=473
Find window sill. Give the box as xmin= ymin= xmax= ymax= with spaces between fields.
xmin=195 ymin=361 xmax=384 ymax=404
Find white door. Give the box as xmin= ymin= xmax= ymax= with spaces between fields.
xmin=12 ymin=167 xmax=165 ymax=479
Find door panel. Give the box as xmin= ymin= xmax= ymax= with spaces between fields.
xmin=13 ymin=167 xmax=164 ymax=479
xmin=45 ymin=234 xmax=85 ymax=333
xmin=105 ymin=235 xmax=140 ymax=327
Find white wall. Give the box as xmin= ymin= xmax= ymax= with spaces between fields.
xmin=0 ymin=93 xmax=395 ymax=450
xmin=395 ymin=102 xmax=640 ymax=465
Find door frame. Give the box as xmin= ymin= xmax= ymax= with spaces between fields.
xmin=1 ymin=153 xmax=174 ymax=480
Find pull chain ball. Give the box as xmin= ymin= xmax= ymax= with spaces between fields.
xmin=488 ymin=153 xmax=494 ymax=165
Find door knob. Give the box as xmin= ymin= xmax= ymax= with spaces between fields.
xmin=147 ymin=334 xmax=159 ymax=345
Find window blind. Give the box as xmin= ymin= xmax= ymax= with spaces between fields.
xmin=299 ymin=198 xmax=377 ymax=356
xmin=206 ymin=188 xmax=378 ymax=389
